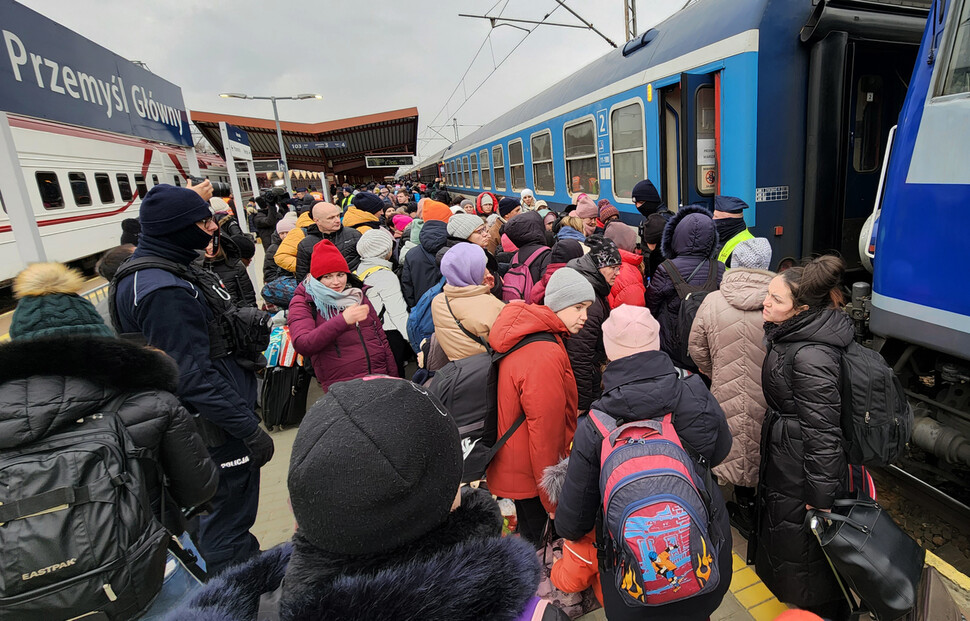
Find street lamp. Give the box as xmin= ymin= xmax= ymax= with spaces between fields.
xmin=219 ymin=92 xmax=323 ymax=194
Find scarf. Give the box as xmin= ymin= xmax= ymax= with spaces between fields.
xmin=303 ymin=276 xmax=364 ymax=321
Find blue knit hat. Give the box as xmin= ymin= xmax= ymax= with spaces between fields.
xmin=139 ymin=184 xmax=212 ymax=236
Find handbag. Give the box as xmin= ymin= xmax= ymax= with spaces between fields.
xmin=809 ymin=499 xmax=924 ymax=621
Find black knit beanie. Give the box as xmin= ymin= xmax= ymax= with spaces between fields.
xmin=287 ymin=377 xmax=463 ymax=555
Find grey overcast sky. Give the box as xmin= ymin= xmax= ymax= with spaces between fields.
xmin=20 ymin=0 xmax=684 ymax=161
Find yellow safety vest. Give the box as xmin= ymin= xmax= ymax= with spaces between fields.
xmin=717 ymin=229 xmax=755 ymax=265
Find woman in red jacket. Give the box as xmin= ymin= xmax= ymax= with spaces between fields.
xmin=487 ymin=267 xmax=595 ymax=547
xmin=289 ymin=240 xmax=396 ymax=392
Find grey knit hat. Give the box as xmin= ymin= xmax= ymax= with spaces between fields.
xmin=732 ymin=237 xmax=772 ymax=270
xmin=356 ymin=228 xmax=394 ymax=259
xmin=447 ymin=213 xmax=484 ymax=240
xmin=545 ymin=267 xmax=596 ymax=312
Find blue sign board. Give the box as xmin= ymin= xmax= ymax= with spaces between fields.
xmin=0 ymin=0 xmax=192 ymax=146
xmin=290 ymin=141 xmax=347 ymax=149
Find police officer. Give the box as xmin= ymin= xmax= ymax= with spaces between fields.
xmin=712 ymin=195 xmax=755 ymax=268
xmin=112 ymin=181 xmax=274 ymax=574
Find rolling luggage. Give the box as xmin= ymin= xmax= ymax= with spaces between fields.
xmin=260 ymin=365 xmax=311 ymax=431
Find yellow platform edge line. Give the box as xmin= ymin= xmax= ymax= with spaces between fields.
xmin=731 ymin=552 xmax=790 ymax=614
xmin=926 ymin=550 xmax=970 ymax=592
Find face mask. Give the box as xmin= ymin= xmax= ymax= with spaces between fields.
xmin=166 ymin=222 xmax=214 ymax=250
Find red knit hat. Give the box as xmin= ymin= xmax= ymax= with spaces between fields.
xmin=310 ymin=240 xmax=349 ymax=278
xmin=422 ymin=200 xmax=452 ymax=223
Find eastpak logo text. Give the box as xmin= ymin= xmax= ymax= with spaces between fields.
xmin=22 ymin=558 xmax=76 ymax=581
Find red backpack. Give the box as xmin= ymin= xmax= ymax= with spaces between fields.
xmin=502 ymin=247 xmax=549 ymax=302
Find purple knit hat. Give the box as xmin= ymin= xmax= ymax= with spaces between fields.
xmin=441 ymin=242 xmax=487 ymax=287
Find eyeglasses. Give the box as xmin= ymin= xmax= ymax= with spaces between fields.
xmin=472 ymin=226 xmax=487 ymax=236
xmin=199 ymin=216 xmax=215 ymax=227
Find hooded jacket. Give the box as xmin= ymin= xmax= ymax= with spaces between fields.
xmin=0 ymin=335 xmax=218 ymax=533
xmin=754 ymin=307 xmax=854 ymax=609
xmin=401 ymin=220 xmax=449 ymax=309
xmin=200 ymin=236 xmax=256 ymax=308
xmin=253 ymin=201 xmax=284 ymax=249
xmin=688 ymin=268 xmax=773 ymax=488
xmin=607 ymin=249 xmax=645 ymax=309
xmin=487 ymin=302 xmax=578 ymax=512
xmin=355 ymin=256 xmax=410 ymax=340
xmin=645 ymin=205 xmax=725 ymax=358
xmin=263 ymin=232 xmax=287 ymax=284
xmin=504 ymin=211 xmax=552 ymax=287
xmin=555 ymin=350 xmax=732 ymax=621
xmin=274 ymin=211 xmax=314 ymax=273
xmin=342 ymin=206 xmax=382 ymax=234
xmin=288 ymin=283 xmax=397 ymax=392
xmin=564 ymin=254 xmax=612 ymax=411
xmin=556 ymin=225 xmax=586 ymax=243
xmin=168 ymin=487 xmax=567 ymax=621
xmin=295 ymin=224 xmax=362 ymax=283
xmin=431 ymin=284 xmax=506 ymax=361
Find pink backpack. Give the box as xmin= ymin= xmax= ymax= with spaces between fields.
xmin=502 ymin=247 xmax=549 ymax=302
xmin=588 ymin=409 xmax=723 ymax=607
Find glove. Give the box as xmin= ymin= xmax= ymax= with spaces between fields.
xmin=243 ymin=427 xmax=275 ymax=468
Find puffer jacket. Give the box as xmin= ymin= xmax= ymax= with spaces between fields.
xmin=295 ymin=224 xmax=362 ymax=283
xmin=200 ymin=236 xmax=256 ymax=308
xmin=530 ymin=262 xmax=566 ymax=304
xmin=355 ymin=257 xmax=410 ymax=340
xmin=401 ymin=220 xmax=449 ymax=308
xmin=607 ymin=249 xmax=645 ymax=309
xmin=645 ymin=205 xmax=725 ymax=358
xmin=487 ymin=302 xmax=578 ymax=512
xmin=342 ymin=206 xmax=382 ymax=234
xmin=688 ymin=268 xmax=773 ymax=487
xmin=168 ymin=487 xmax=568 ymax=621
xmin=431 ymin=284 xmax=506 ymax=361
xmin=564 ymin=254 xmax=612 ymax=411
xmin=504 ymin=211 xmax=552 ymax=287
xmin=555 ymin=350 xmax=732 ymax=621
xmin=0 ymin=335 xmax=218 ymax=534
xmin=274 ymin=211 xmax=314 ymax=273
xmin=753 ymin=307 xmax=854 ymax=609
xmin=288 ymin=284 xmax=397 ymax=391
xmin=262 ymin=232 xmax=287 ymax=284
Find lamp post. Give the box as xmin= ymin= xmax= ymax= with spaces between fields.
xmin=219 ymin=92 xmax=322 ymax=195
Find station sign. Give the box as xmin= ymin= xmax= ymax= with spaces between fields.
xmin=291 ymin=140 xmax=347 ymax=149
xmin=239 ymin=159 xmax=284 ymax=174
xmin=365 ymin=154 xmax=415 ymax=168
xmin=224 ymin=124 xmax=252 ymax=161
xmin=0 ymin=0 xmax=192 ymax=146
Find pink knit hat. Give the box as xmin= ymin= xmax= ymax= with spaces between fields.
xmin=575 ymin=195 xmax=599 ymax=219
xmin=602 ymin=304 xmax=660 ymax=361
xmin=392 ymin=214 xmax=413 ymax=231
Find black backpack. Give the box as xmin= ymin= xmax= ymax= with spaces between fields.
xmin=0 ymin=412 xmax=169 ymax=620
xmin=662 ymin=259 xmax=719 ymax=371
xmin=428 ymin=330 xmax=558 ymax=483
xmin=110 ymin=256 xmax=272 ymax=370
xmin=784 ymin=340 xmax=913 ymax=466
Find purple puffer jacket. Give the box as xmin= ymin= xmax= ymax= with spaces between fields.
xmin=288 ymin=284 xmax=397 ymax=391
xmin=644 ymin=204 xmax=725 ymax=358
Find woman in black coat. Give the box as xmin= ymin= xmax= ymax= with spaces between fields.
xmin=201 ymin=235 xmax=257 ymax=307
xmin=753 ymin=256 xmax=854 ymax=620
xmin=555 ymin=316 xmax=732 ymax=621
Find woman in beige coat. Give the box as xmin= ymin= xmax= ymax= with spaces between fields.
xmin=431 ymin=243 xmax=506 ymax=361
xmin=687 ymin=237 xmax=774 ymax=536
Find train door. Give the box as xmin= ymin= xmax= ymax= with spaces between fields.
xmin=680 ymin=73 xmax=719 ymax=210
xmin=658 ymin=84 xmax=682 ymax=209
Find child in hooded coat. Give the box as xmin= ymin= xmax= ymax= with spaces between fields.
xmin=603 ymin=221 xmax=645 ymax=309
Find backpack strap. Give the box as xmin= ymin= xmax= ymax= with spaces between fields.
xmin=444 ymin=295 xmax=491 ymax=351
xmin=518 ymin=246 xmax=550 ymax=267
xmin=662 ymin=259 xmax=714 ymax=300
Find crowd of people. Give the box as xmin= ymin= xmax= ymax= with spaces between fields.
xmin=0 ymin=174 xmax=864 ymax=621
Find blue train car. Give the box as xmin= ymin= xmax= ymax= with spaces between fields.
xmin=432 ymin=0 xmax=929 ymax=269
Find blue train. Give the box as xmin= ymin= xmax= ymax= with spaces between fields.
xmin=412 ymin=0 xmax=970 ymax=499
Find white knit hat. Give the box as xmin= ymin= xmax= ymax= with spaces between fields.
xmin=545 ymin=267 xmax=595 ymax=313
xmin=447 ymin=213 xmax=484 ymax=240
xmin=356 ymin=229 xmax=394 ymax=259
xmin=732 ymin=237 xmax=772 ymax=270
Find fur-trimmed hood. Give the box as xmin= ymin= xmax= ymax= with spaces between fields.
xmin=0 ymin=335 xmax=180 ymax=449
xmin=660 ymin=204 xmax=718 ymax=260
xmin=169 ymin=487 xmax=543 ymax=621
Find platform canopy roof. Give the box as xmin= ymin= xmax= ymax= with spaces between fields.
xmin=191 ymin=107 xmax=418 ymax=179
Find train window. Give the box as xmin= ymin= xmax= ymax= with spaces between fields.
xmin=695 ymin=86 xmax=717 ymax=196
xmin=611 ymin=102 xmax=646 ymax=199
xmin=449 ymin=160 xmax=456 ymax=186
xmin=94 ymin=173 xmax=114 ymax=204
xmin=940 ymin=0 xmax=970 ymax=95
xmin=151 ymin=174 xmax=159 ymax=186
xmin=853 ymin=75 xmax=884 ymax=173
xmin=564 ymin=119 xmax=599 ymax=196
xmin=133 ymin=174 xmax=148 ymax=199
xmin=174 ymin=175 xmax=181 ymax=186
xmin=116 ymin=174 xmax=133 ymax=201
xmin=480 ymin=149 xmax=491 ymax=189
xmin=531 ymin=131 xmax=555 ymax=194
xmin=509 ymin=140 xmax=525 ymax=191
xmin=493 ymin=145 xmax=506 ymax=191
xmin=68 ymin=172 xmax=92 ymax=206
xmin=35 ymin=171 xmax=64 ymax=210
xmin=462 ymin=156 xmax=469 ymax=187
xmin=470 ymin=153 xmax=480 ymax=188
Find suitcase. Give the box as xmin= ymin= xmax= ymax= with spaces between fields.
xmin=259 ymin=365 xmax=311 ymax=431
xmin=904 ymin=565 xmax=969 ymax=621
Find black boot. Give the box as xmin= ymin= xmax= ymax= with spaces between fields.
xmin=728 ymin=485 xmax=756 ymax=539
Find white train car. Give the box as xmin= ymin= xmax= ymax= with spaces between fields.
xmin=0 ymin=114 xmax=239 ymax=283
